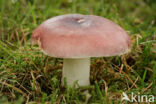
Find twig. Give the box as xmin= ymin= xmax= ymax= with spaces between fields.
xmin=142 ymin=82 xmax=153 ymax=93
xmin=0 ymin=81 xmax=27 ymax=96
xmin=128 ymin=77 xmax=139 ymax=90
xmin=112 ymin=64 xmax=138 ymax=89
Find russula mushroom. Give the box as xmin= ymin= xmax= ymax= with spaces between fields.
xmin=31 ymin=14 xmax=131 ymax=87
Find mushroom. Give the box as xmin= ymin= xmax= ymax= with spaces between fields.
xmin=31 ymin=14 xmax=131 ymax=87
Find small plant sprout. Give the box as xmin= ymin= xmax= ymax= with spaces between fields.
xmin=31 ymin=14 xmax=131 ymax=87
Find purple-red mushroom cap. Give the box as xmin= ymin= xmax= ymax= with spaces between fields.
xmin=31 ymin=14 xmax=131 ymax=58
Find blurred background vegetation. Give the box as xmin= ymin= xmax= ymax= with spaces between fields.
xmin=0 ymin=0 xmax=155 ymax=104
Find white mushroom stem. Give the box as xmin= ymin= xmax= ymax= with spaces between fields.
xmin=62 ymin=58 xmax=90 ymax=86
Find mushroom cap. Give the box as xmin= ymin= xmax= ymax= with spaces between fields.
xmin=31 ymin=14 xmax=131 ymax=58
